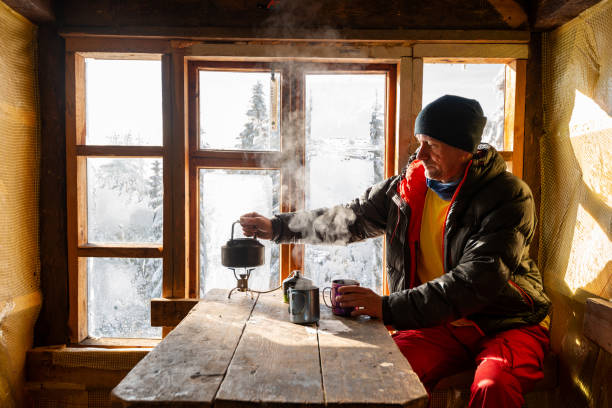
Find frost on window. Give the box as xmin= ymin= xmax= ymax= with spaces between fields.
xmin=199 ymin=169 xmax=280 ymax=296
xmin=304 ymin=73 xmax=386 ymax=294
xmin=199 ymin=71 xmax=281 ymax=151
xmin=423 ymin=63 xmax=506 ymax=151
xmin=85 ymin=59 xmax=162 ymax=146
xmin=88 ymin=257 xmax=162 ymax=338
xmin=87 ymin=158 xmax=163 ymax=244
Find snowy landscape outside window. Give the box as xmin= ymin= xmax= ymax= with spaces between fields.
xmin=304 ymin=73 xmax=386 ymax=294
xmin=423 ymin=63 xmax=506 ymax=151
xmin=84 ymin=58 xmax=163 ymax=338
xmin=191 ymin=62 xmax=393 ymax=295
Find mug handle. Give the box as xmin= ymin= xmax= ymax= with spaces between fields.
xmin=322 ymin=287 xmax=332 ymax=308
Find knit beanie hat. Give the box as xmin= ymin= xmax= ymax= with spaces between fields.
xmin=414 ymin=95 xmax=487 ymax=153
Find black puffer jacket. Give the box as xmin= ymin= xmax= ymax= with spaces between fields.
xmin=272 ymin=146 xmax=551 ymax=334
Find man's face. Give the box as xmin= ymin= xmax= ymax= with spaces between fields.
xmin=415 ymin=134 xmax=472 ymax=182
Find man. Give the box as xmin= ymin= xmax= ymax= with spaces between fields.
xmin=240 ymin=95 xmax=551 ymax=408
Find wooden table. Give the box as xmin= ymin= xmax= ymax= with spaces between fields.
xmin=111 ymin=289 xmax=428 ymax=407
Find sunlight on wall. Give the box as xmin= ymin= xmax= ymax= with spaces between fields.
xmin=564 ymin=90 xmax=612 ymax=294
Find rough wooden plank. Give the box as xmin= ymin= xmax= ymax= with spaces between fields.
xmin=583 ymin=298 xmax=612 ymax=354
xmin=486 ymin=0 xmax=528 ymax=28
xmin=65 ymin=37 xmax=171 ymax=53
xmin=532 ymin=0 xmax=602 ymax=30
xmin=410 ymin=58 xmax=423 ymax=156
xmin=170 ymin=48 xmax=189 ymax=298
xmin=75 ymin=145 xmax=164 ymax=157
xmin=318 ymin=307 xmax=428 ymax=408
xmin=27 ymin=347 xmax=148 ymax=388
xmin=215 ymin=291 xmax=323 ymax=408
xmin=150 ymin=298 xmax=199 ymax=327
xmin=413 ymin=43 xmax=528 ymax=59
xmin=522 ymin=34 xmax=543 ymax=262
xmin=77 ymin=244 xmax=163 ymax=258
xmin=111 ymin=289 xmax=256 ymax=407
xmin=511 ymin=60 xmax=526 ymax=179
xmin=187 ymin=43 xmax=412 ymax=61
xmin=2 ymin=0 xmax=54 ymax=23
xmin=396 ymin=57 xmax=413 ymax=170
xmin=59 ymin=28 xmax=530 ymax=44
xmin=35 ymin=23 xmax=69 ymax=346
xmin=79 ymin=338 xmax=160 ymax=348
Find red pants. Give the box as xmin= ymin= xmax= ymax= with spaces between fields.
xmin=393 ymin=323 xmax=549 ymax=408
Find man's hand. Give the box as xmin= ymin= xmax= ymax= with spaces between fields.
xmin=336 ymin=286 xmax=383 ymax=320
xmin=239 ymin=212 xmax=273 ymax=240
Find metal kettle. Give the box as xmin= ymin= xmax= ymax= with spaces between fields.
xmin=221 ymin=221 xmax=265 ymax=268
xmin=288 ymin=285 xmax=320 ymax=324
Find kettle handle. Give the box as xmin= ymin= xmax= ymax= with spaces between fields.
xmin=232 ymin=220 xmax=257 ymax=240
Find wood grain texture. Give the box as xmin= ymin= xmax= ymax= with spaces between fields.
xmin=396 ymin=57 xmax=413 ymax=171
xmin=35 ymin=24 xmax=69 ymax=346
xmin=413 ymin=44 xmax=528 ymax=59
xmin=150 ymin=298 xmax=199 ymax=327
xmin=215 ymin=291 xmax=323 ymax=408
xmin=583 ymin=298 xmax=612 ymax=354
xmin=59 ymin=28 xmax=530 ymax=43
xmin=111 ymin=289 xmax=256 ymax=407
xmin=486 ymin=0 xmax=528 ymax=28
xmin=75 ymin=145 xmax=164 ymax=157
xmin=27 ymin=347 xmax=149 ymax=388
xmin=532 ymin=0 xmax=602 ymax=30
xmin=77 ymin=244 xmax=162 ymax=258
xmin=318 ymin=306 xmax=428 ymax=408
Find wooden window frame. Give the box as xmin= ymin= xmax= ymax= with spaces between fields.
xmin=416 ymin=57 xmax=526 ymax=178
xmin=65 ymin=50 xmax=171 ymax=343
xmin=187 ymin=60 xmax=397 ymax=295
xmin=65 ymin=37 xmax=527 ymax=343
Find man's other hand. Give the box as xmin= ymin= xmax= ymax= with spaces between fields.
xmin=336 ymin=286 xmax=383 ymax=320
xmin=239 ymin=212 xmax=273 ymax=240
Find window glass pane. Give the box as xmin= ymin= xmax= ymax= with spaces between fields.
xmin=87 ymin=158 xmax=163 ymax=244
xmin=422 ymin=63 xmax=506 ymax=150
xmin=304 ymin=73 xmax=386 ymax=294
xmin=199 ymin=71 xmax=280 ymax=151
xmin=87 ymin=257 xmax=162 ymax=338
xmin=85 ymin=59 xmax=162 ymax=146
xmin=199 ymin=169 xmax=280 ymax=296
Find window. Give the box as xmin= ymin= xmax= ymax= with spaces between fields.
xmin=421 ymin=59 xmax=526 ymax=176
xmin=65 ymin=40 xmax=527 ymax=343
xmin=66 ymin=54 xmax=166 ymax=341
xmin=188 ymin=62 xmax=395 ymax=297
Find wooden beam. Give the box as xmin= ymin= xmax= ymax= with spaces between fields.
xmin=27 ymin=347 xmax=149 ymax=388
xmin=169 ymin=49 xmax=189 ymax=298
xmin=77 ymin=244 xmax=163 ymax=258
xmin=65 ymin=37 xmax=171 ymax=53
xmin=487 ymin=0 xmax=529 ymax=28
xmin=75 ymin=145 xmax=164 ymax=157
xmin=66 ymin=52 xmax=87 ymax=343
xmin=150 ymin=298 xmax=199 ymax=327
xmin=187 ymin=43 xmax=411 ymax=62
xmin=396 ymin=57 xmax=413 ymax=171
xmin=532 ymin=0 xmax=603 ymax=30
xmin=410 ymin=58 xmax=423 ymax=158
xmin=583 ymin=298 xmax=612 ymax=354
xmin=413 ymin=43 xmax=528 ymax=59
xmin=60 ymin=28 xmax=530 ymax=44
xmin=2 ymin=0 xmax=54 ymax=23
xmin=35 ymin=24 xmax=69 ymax=347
